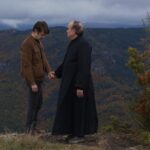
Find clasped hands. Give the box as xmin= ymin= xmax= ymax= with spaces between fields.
xmin=48 ymin=71 xmax=56 ymax=79
xmin=48 ymin=71 xmax=84 ymax=98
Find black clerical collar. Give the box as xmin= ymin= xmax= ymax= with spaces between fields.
xmin=71 ymin=34 xmax=83 ymax=42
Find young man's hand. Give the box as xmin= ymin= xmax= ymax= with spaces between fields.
xmin=48 ymin=71 xmax=56 ymax=79
xmin=31 ymin=84 xmax=38 ymax=92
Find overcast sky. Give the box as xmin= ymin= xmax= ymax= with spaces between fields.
xmin=0 ymin=0 xmax=150 ymax=28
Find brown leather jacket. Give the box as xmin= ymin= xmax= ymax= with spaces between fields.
xmin=20 ymin=35 xmax=51 ymax=85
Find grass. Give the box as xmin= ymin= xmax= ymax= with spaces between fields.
xmin=0 ymin=128 xmax=149 ymax=150
xmin=136 ymin=131 xmax=150 ymax=145
xmin=0 ymin=134 xmax=100 ymax=150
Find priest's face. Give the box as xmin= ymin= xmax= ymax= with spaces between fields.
xmin=67 ymin=22 xmax=77 ymax=40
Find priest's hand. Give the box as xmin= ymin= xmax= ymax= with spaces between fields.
xmin=76 ymin=89 xmax=84 ymax=98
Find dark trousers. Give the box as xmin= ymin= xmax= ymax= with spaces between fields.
xmin=26 ymin=80 xmax=43 ymax=129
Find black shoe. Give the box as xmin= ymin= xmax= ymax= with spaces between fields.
xmin=68 ymin=137 xmax=85 ymax=144
xmin=65 ymin=135 xmax=74 ymax=142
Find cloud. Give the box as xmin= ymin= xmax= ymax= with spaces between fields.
xmin=1 ymin=19 xmax=30 ymax=28
xmin=0 ymin=0 xmax=149 ymax=28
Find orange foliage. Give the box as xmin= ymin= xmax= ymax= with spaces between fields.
xmin=135 ymin=95 xmax=150 ymax=117
xmin=138 ymin=70 xmax=150 ymax=85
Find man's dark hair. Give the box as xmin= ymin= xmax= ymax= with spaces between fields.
xmin=32 ymin=21 xmax=50 ymax=34
xmin=72 ymin=20 xmax=84 ymax=36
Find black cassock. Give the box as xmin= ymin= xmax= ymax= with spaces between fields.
xmin=52 ymin=35 xmax=98 ymax=136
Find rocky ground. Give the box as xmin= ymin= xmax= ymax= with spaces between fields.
xmin=0 ymin=132 xmax=149 ymax=150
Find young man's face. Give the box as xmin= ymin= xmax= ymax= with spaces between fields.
xmin=34 ymin=31 xmax=46 ymax=40
xmin=67 ymin=22 xmax=76 ymax=40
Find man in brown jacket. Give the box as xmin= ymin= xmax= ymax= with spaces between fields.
xmin=21 ymin=21 xmax=52 ymax=134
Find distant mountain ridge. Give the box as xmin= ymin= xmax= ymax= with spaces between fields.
xmin=0 ymin=22 xmax=143 ymax=31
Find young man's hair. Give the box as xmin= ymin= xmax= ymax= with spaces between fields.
xmin=32 ymin=21 xmax=50 ymax=34
xmin=71 ymin=20 xmax=84 ymax=36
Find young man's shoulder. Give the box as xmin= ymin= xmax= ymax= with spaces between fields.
xmin=22 ymin=35 xmax=34 ymax=47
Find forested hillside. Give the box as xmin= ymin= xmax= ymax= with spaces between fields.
xmin=0 ymin=27 xmax=145 ymax=132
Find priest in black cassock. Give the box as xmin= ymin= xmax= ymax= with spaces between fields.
xmin=50 ymin=20 xmax=98 ymax=144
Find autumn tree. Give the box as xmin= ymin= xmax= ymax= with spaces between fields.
xmin=128 ymin=13 xmax=150 ymax=130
